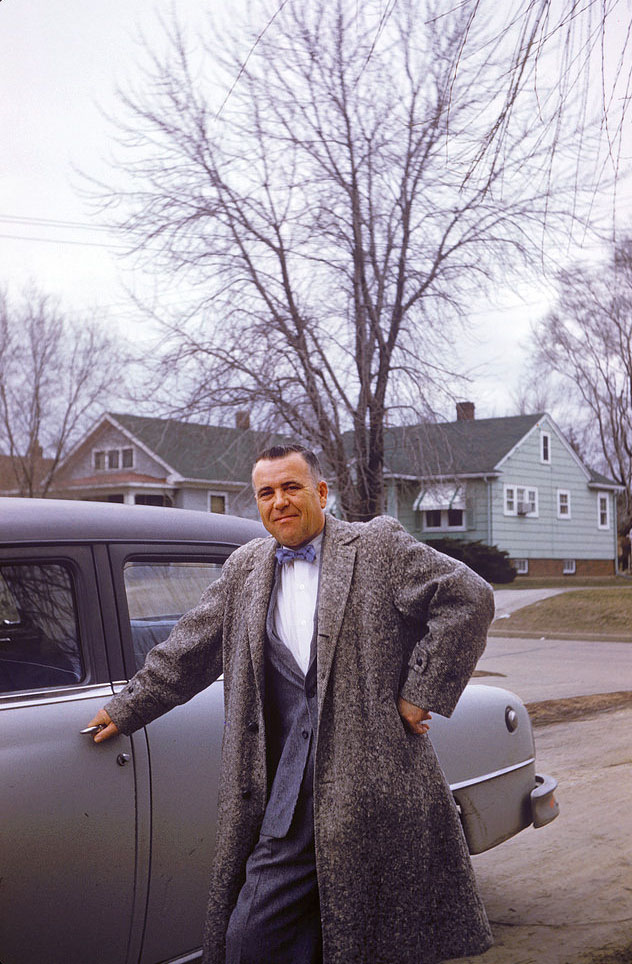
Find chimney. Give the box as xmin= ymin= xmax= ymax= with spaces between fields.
xmin=27 ymin=439 xmax=44 ymax=458
xmin=235 ymin=410 xmax=250 ymax=430
xmin=456 ymin=401 xmax=475 ymax=421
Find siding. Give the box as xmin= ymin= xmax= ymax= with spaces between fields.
xmin=492 ymin=417 xmax=615 ymax=560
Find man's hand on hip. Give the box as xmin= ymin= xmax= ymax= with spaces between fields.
xmin=397 ymin=697 xmax=432 ymax=734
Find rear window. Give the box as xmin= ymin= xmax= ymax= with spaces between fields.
xmin=124 ymin=561 xmax=223 ymax=671
xmin=0 ymin=563 xmax=83 ymax=693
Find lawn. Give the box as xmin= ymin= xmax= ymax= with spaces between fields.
xmin=494 ymin=588 xmax=632 ymax=637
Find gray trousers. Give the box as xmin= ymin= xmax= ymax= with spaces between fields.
xmin=224 ymin=776 xmax=322 ymax=964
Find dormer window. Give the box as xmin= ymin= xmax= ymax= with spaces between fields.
xmin=93 ymin=447 xmax=134 ymax=472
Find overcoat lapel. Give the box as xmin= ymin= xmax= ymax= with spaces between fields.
xmin=244 ymin=539 xmax=277 ymax=705
xmin=316 ymin=516 xmax=357 ymax=717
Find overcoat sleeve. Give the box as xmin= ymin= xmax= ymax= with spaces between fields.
xmin=386 ymin=519 xmax=495 ymax=717
xmin=104 ymin=547 xmax=241 ymax=735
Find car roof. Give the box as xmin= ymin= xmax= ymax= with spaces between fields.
xmin=0 ymin=498 xmax=266 ymax=546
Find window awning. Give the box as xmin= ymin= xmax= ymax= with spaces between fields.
xmin=413 ymin=484 xmax=464 ymax=512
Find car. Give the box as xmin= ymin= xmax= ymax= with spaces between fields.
xmin=0 ymin=498 xmax=558 ymax=964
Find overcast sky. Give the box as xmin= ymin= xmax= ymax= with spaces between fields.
xmin=1 ymin=0 xmax=629 ymax=421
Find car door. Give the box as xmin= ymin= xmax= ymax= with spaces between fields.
xmin=0 ymin=545 xmax=139 ymax=964
xmin=108 ymin=543 xmax=234 ymax=964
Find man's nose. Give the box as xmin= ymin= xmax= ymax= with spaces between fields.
xmin=272 ymin=488 xmax=289 ymax=508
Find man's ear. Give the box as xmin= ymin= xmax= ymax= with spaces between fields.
xmin=318 ymin=480 xmax=328 ymax=507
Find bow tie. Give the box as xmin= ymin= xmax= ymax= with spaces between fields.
xmin=275 ymin=544 xmax=317 ymax=565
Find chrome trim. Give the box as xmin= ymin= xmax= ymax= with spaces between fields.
xmin=450 ymin=757 xmax=535 ymax=792
xmin=0 ymin=682 xmax=113 ymax=710
xmin=163 ymin=950 xmax=202 ymax=963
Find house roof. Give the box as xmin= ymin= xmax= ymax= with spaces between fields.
xmin=109 ymin=413 xmax=290 ymax=484
xmin=381 ymin=413 xmax=546 ymax=478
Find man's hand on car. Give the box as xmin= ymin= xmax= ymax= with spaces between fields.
xmin=84 ymin=709 xmax=119 ymax=743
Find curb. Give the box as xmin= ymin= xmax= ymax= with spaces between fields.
xmin=489 ymin=629 xmax=632 ymax=643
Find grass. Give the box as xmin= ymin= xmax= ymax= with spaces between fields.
xmin=493 ymin=588 xmax=632 ymax=637
xmin=492 ymin=575 xmax=632 ymax=590
xmin=526 ymin=691 xmax=632 ymax=727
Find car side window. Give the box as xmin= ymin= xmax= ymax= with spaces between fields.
xmin=123 ymin=561 xmax=224 ymax=672
xmin=0 ymin=563 xmax=83 ymax=693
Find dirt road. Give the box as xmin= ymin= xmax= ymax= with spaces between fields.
xmin=445 ymin=707 xmax=632 ymax=964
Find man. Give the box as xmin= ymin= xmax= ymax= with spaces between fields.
xmin=87 ymin=444 xmax=495 ymax=964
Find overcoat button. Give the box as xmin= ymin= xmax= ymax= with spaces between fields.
xmin=241 ymin=789 xmax=252 ymax=800
xmin=306 ymin=685 xmax=316 ymax=698
xmin=301 ymin=729 xmax=309 ymax=739
xmin=247 ymin=721 xmax=259 ymax=733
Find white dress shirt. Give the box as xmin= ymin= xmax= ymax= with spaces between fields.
xmin=273 ymin=531 xmax=323 ymax=675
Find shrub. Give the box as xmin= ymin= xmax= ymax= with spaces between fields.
xmin=425 ymin=537 xmax=516 ymax=584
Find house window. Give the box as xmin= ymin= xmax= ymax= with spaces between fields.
xmin=93 ymin=447 xmax=134 ymax=472
xmin=598 ymin=494 xmax=610 ymax=529
xmin=557 ymin=490 xmax=571 ymax=519
xmin=541 ymin=432 xmax=551 ymax=464
xmin=135 ymin=494 xmax=173 ymax=507
xmin=209 ymin=493 xmax=226 ymax=514
xmin=425 ymin=510 xmax=442 ymax=529
xmin=514 ymin=559 xmax=529 ymax=575
xmin=447 ymin=508 xmax=464 ymax=527
xmin=423 ymin=508 xmax=465 ymax=530
xmin=504 ymin=485 xmax=538 ymax=517
xmin=563 ymin=559 xmax=576 ymax=574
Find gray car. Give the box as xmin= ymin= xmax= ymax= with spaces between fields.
xmin=0 ymin=498 xmax=558 ymax=964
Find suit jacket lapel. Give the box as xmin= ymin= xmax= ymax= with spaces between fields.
xmin=244 ymin=539 xmax=277 ymax=705
xmin=316 ymin=515 xmax=357 ymax=717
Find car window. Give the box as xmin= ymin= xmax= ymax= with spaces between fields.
xmin=124 ymin=561 xmax=223 ymax=671
xmin=0 ymin=563 xmax=83 ymax=693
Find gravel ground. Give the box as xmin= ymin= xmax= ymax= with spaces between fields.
xmin=444 ymin=707 xmax=632 ymax=964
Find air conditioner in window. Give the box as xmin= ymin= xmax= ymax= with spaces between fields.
xmin=517 ymin=501 xmax=530 ymax=515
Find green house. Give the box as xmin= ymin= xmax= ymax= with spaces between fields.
xmin=377 ymin=405 xmax=620 ymax=577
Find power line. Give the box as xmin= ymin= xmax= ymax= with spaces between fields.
xmin=0 ymin=232 xmax=128 ymax=250
xmin=0 ymin=214 xmax=113 ymax=232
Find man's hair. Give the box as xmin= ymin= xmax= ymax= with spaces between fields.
xmin=252 ymin=444 xmax=322 ymax=484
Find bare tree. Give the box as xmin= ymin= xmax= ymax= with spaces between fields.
xmin=0 ymin=286 xmax=127 ymax=497
xmin=533 ymin=239 xmax=632 ymax=530
xmin=449 ymin=0 xmax=632 ymax=197
xmin=104 ymin=0 xmax=591 ymax=520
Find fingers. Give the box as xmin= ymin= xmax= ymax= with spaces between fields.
xmin=85 ymin=709 xmax=119 ymax=743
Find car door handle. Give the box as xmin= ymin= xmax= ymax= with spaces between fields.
xmin=80 ymin=724 xmax=107 ymax=736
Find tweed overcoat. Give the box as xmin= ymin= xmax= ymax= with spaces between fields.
xmin=106 ymin=514 xmax=495 ymax=964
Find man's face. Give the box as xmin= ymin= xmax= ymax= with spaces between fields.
xmin=252 ymin=453 xmax=328 ymax=548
